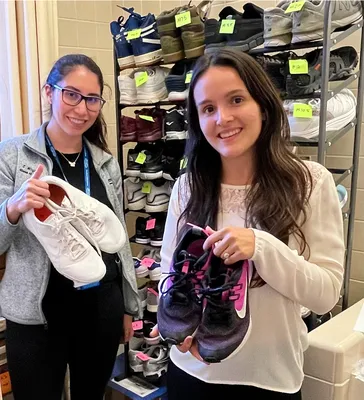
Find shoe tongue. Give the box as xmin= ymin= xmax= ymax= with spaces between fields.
xmin=243 ymin=2 xmax=264 ymax=18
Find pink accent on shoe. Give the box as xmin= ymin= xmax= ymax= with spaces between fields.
xmin=235 ymin=260 xmax=249 ymax=313
xmin=182 ymin=261 xmax=189 ymax=274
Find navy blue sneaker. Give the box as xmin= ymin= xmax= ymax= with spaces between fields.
xmin=131 ymin=13 xmax=163 ymax=67
xmin=157 ymin=226 xmax=210 ymax=345
xmin=110 ymin=8 xmax=141 ymax=69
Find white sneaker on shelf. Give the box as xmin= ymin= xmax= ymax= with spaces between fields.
xmin=124 ymin=177 xmax=146 ymax=211
xmin=145 ymin=179 xmax=171 ymax=213
xmin=23 ymin=206 xmax=106 ymax=287
xmin=143 ymin=345 xmax=169 ymax=379
xmin=135 ymin=67 xmax=169 ymax=104
xmin=284 ymin=89 xmax=357 ymax=140
xmin=42 ymin=176 xmax=126 ymax=254
xmin=292 ymin=0 xmax=362 ymax=44
xmin=118 ymin=71 xmax=138 ymax=104
xmin=264 ymin=0 xmax=292 ymax=47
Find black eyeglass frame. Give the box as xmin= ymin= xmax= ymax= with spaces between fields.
xmin=52 ymin=84 xmax=106 ymax=111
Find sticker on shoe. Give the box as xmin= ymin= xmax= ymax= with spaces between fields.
xmin=127 ymin=29 xmax=142 ymax=40
xmin=289 ymin=59 xmax=308 ymax=74
xmin=293 ymin=103 xmax=312 ymax=118
xmin=135 ymin=72 xmax=149 ymax=87
xmin=219 ymin=19 xmax=236 ymax=34
xmin=175 ymin=11 xmax=191 ymax=28
xmin=285 ymin=0 xmax=305 ymax=13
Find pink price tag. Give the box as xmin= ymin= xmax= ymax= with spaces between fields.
xmin=146 ymin=218 xmax=156 ymax=230
xmin=132 ymin=320 xmax=143 ymax=330
xmin=141 ymin=258 xmax=155 ymax=268
xmin=136 ymin=352 xmax=150 ymax=361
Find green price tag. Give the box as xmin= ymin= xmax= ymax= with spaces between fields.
xmin=293 ymin=103 xmax=312 ymax=118
xmin=127 ymin=29 xmax=141 ymax=40
xmin=139 ymin=115 xmax=154 ymax=122
xmin=142 ymin=182 xmax=152 ymax=193
xmin=135 ymin=152 xmax=146 ymax=164
xmin=175 ymin=11 xmax=191 ymax=28
xmin=135 ymin=72 xmax=148 ymax=87
xmin=180 ymin=157 xmax=188 ymax=170
xmin=185 ymin=72 xmax=192 ymax=84
xmin=289 ymin=59 xmax=308 ymax=74
xmin=219 ymin=19 xmax=236 ymax=34
xmin=285 ymin=0 xmax=306 ymax=13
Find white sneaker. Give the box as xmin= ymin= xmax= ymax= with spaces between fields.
xmin=284 ymin=89 xmax=356 ymax=139
xmin=292 ymin=0 xmax=362 ymax=44
xmin=124 ymin=177 xmax=146 ymax=211
xmin=143 ymin=345 xmax=169 ymax=378
xmin=42 ymin=176 xmax=126 ymax=254
xmin=23 ymin=207 xmax=106 ymax=287
xmin=135 ymin=67 xmax=169 ymax=103
xmin=118 ymin=71 xmax=137 ymax=104
xmin=145 ymin=180 xmax=171 ymax=213
xmin=264 ymin=0 xmax=292 ymax=47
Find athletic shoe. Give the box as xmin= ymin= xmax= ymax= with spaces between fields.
xmin=292 ymin=0 xmax=362 ymax=44
xmin=148 ymin=249 xmax=162 ymax=280
xmin=285 ymin=47 xmax=358 ymax=96
xmin=196 ymin=257 xmax=251 ymax=363
xmin=138 ymin=284 xmax=148 ymax=309
xmin=43 ymin=176 xmax=126 ymax=254
xmin=120 ymin=115 xmax=137 ymax=142
xmin=148 ymin=214 xmax=166 ymax=247
xmin=284 ymin=89 xmax=357 ymax=139
xmin=164 ymin=107 xmax=187 ymax=140
xmin=118 ymin=71 xmax=137 ymax=105
xmin=131 ymin=13 xmax=163 ymax=67
xmin=205 ymin=4 xmax=264 ymax=52
xmin=124 ymin=177 xmax=146 ymax=211
xmin=142 ymin=345 xmax=169 ymax=379
xmin=135 ymin=216 xmax=151 ymax=244
xmin=128 ymin=338 xmax=148 ymax=372
xmin=337 ymin=184 xmax=348 ymax=209
xmin=134 ymin=248 xmax=155 ymax=278
xmin=165 ymin=60 xmax=193 ymax=102
xmin=263 ymin=0 xmax=292 ymax=47
xmin=139 ymin=142 xmax=164 ymax=180
xmin=157 ymin=226 xmax=210 ymax=344
xmin=135 ymin=67 xmax=169 ymax=104
xmin=110 ymin=8 xmax=141 ymax=69
xmin=145 ymin=179 xmax=171 ymax=213
xmin=147 ymin=285 xmax=159 ymax=313
xmin=162 ymin=139 xmax=187 ymax=181
xmin=23 ymin=199 xmax=106 ymax=288
xmin=143 ymin=319 xmax=160 ymax=345
xmin=135 ymin=108 xmax=164 ymax=143
xmin=125 ymin=145 xmax=143 ymax=177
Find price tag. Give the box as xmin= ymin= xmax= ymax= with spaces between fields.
xmin=135 ymin=71 xmax=148 ymax=87
xmin=139 ymin=115 xmax=154 ymax=122
xmin=132 ymin=320 xmax=143 ymax=330
xmin=185 ymin=72 xmax=193 ymax=84
xmin=142 ymin=181 xmax=151 ymax=193
xmin=136 ymin=352 xmax=151 ymax=361
xmin=141 ymin=258 xmax=155 ymax=268
xmin=293 ymin=103 xmax=312 ymax=118
xmin=175 ymin=11 xmax=191 ymax=28
xmin=135 ymin=152 xmax=146 ymax=164
xmin=285 ymin=0 xmax=306 ymax=13
xmin=289 ymin=59 xmax=309 ymax=74
xmin=127 ymin=29 xmax=142 ymax=40
xmin=146 ymin=218 xmax=156 ymax=230
xmin=180 ymin=157 xmax=188 ymax=170
xmin=219 ymin=19 xmax=236 ymax=34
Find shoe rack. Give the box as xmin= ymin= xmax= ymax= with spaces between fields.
xmin=249 ymin=1 xmax=364 ymax=314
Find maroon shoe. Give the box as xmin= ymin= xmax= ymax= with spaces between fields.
xmin=120 ymin=115 xmax=137 ymax=142
xmin=135 ymin=108 xmax=165 ymax=142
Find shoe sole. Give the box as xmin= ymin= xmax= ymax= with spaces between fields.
xmin=145 ymin=203 xmax=169 ymax=213
xmin=125 ymin=169 xmax=141 ymax=178
xmin=118 ymin=55 xmax=136 ymax=70
xmin=137 ymin=86 xmax=168 ymax=103
xmin=135 ymin=49 xmax=163 ymax=67
xmin=128 ymin=198 xmax=147 ymax=211
xmin=163 ymin=50 xmax=185 ymax=64
xmin=165 ymin=131 xmax=188 ymax=140
xmin=140 ymin=170 xmax=163 ymax=180
xmin=147 ymin=304 xmax=158 ymax=313
xmin=185 ymin=45 xmax=205 ymax=59
xmin=292 ymin=13 xmax=362 ymax=44
xmin=135 ymin=238 xmax=151 ymax=244
xmin=138 ymin=132 xmax=163 ymax=142
xmin=264 ymin=36 xmax=291 ymax=47
xmin=205 ymin=32 xmax=263 ymax=53
xmin=143 ymin=364 xmax=168 ymax=379
xmin=119 ymin=96 xmax=138 ymax=105
xmin=168 ymin=90 xmax=189 ymax=101
xmin=150 ymin=239 xmax=162 ymax=247
xmin=136 ymin=269 xmax=149 ymax=278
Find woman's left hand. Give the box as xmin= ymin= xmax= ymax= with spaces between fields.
xmin=123 ymin=314 xmax=134 ymax=343
xmin=203 ymin=226 xmax=256 ymax=265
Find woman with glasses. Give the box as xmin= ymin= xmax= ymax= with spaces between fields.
xmin=0 ymin=54 xmax=140 ymax=399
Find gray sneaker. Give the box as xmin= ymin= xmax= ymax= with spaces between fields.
xmin=143 ymin=345 xmax=169 ymax=379
xmin=292 ymin=0 xmax=362 ymax=44
xmin=264 ymin=0 xmax=292 ymax=47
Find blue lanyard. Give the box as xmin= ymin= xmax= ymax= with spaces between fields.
xmin=45 ymin=133 xmax=91 ymax=196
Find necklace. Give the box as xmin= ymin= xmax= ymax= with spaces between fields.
xmin=58 ymin=151 xmax=82 ymax=167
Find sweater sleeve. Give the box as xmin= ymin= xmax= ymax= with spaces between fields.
xmin=250 ymin=169 xmax=345 ymax=315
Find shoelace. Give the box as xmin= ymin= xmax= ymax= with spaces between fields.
xmin=49 ymin=211 xmax=86 ymax=260
xmin=61 ymin=206 xmax=104 ymax=236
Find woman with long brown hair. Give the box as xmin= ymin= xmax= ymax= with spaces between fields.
xmin=156 ymin=48 xmax=344 ymax=399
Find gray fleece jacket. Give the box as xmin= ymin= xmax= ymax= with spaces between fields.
xmin=0 ymin=123 xmax=141 ymax=325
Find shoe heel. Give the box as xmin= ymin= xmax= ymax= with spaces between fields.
xmin=184 ymin=45 xmax=205 ymax=59
xmin=163 ymin=50 xmax=185 ymax=63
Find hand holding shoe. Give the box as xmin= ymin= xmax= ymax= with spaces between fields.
xmin=6 ymin=164 xmax=50 ymax=224
xmin=203 ymin=226 xmax=255 ymax=265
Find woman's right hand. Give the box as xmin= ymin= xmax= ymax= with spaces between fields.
xmin=6 ymin=164 xmax=50 ymax=224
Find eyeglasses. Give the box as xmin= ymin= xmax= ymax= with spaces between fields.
xmin=52 ymin=84 xmax=106 ymax=112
